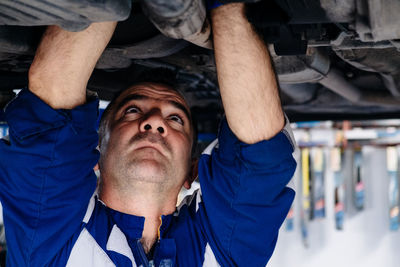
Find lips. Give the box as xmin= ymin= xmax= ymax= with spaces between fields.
xmin=134 ymin=142 xmax=166 ymax=157
xmin=129 ymin=132 xmax=171 ymax=157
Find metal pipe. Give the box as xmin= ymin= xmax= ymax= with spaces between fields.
xmin=142 ymin=0 xmax=212 ymax=49
xmin=319 ymin=67 xmax=362 ymax=102
xmin=319 ymin=67 xmax=400 ymax=107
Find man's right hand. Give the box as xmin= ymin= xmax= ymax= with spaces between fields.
xmin=28 ymin=22 xmax=116 ymax=110
xmin=211 ymin=3 xmax=284 ymax=144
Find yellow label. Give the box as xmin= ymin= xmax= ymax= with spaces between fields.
xmin=302 ymin=148 xmax=310 ymax=199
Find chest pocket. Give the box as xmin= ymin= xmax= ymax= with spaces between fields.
xmin=159 ymin=259 xmax=173 ymax=267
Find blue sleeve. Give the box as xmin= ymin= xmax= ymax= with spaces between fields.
xmin=198 ymin=118 xmax=296 ymax=266
xmin=0 ymin=89 xmax=99 ymax=266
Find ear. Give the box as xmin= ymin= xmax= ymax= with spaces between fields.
xmin=184 ymin=159 xmax=198 ymax=189
xmin=93 ymin=163 xmax=99 ymax=171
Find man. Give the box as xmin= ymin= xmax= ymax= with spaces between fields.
xmin=0 ymin=2 xmax=296 ymax=266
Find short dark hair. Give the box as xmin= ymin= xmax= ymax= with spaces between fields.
xmin=98 ymin=68 xmax=198 ymax=158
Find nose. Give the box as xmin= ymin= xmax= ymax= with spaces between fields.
xmin=139 ymin=111 xmax=168 ymax=136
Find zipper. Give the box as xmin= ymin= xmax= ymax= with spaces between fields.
xmin=136 ymin=239 xmax=150 ymax=267
xmin=136 ymin=216 xmax=165 ymax=267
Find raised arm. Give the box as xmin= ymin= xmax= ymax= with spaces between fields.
xmin=188 ymin=4 xmax=296 ymax=266
xmin=211 ymin=3 xmax=284 ymax=144
xmin=28 ymin=22 xmax=116 ymax=109
xmin=0 ymin=22 xmax=116 ymax=266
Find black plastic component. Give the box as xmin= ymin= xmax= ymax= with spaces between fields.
xmin=247 ymin=0 xmax=329 ymax=26
xmin=246 ymin=0 xmax=326 ymax=55
xmin=274 ymin=25 xmax=308 ymax=55
xmin=0 ymin=0 xmax=131 ymax=31
xmin=246 ymin=0 xmax=289 ymax=27
xmin=274 ymin=0 xmax=329 ymax=24
xmin=246 ymin=0 xmax=338 ymax=55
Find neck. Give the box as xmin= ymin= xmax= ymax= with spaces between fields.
xmin=99 ymin=177 xmax=178 ymax=253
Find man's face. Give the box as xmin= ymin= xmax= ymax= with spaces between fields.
xmin=100 ymin=83 xmax=193 ymax=193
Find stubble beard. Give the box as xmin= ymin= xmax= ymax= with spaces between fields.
xmin=102 ymin=131 xmax=189 ymax=197
xmin=112 ymin=148 xmax=178 ymax=195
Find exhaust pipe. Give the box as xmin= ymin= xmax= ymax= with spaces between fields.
xmin=141 ymin=0 xmax=212 ymax=49
xmin=319 ymin=68 xmax=362 ymax=102
xmin=319 ymin=67 xmax=400 ymax=107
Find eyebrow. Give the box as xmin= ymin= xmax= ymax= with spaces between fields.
xmin=116 ymin=94 xmax=147 ymax=112
xmin=116 ymin=94 xmax=191 ymax=120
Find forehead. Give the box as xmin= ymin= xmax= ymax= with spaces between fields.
xmin=116 ymin=83 xmax=189 ymax=111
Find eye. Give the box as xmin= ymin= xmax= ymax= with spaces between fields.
xmin=125 ymin=106 xmax=141 ymax=114
xmin=169 ymin=114 xmax=184 ymax=125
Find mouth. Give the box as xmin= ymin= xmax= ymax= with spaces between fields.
xmin=130 ymin=132 xmax=171 ymax=157
xmin=134 ymin=142 xmax=166 ymax=156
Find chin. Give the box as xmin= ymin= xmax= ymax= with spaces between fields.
xmin=128 ymin=159 xmax=169 ymax=183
